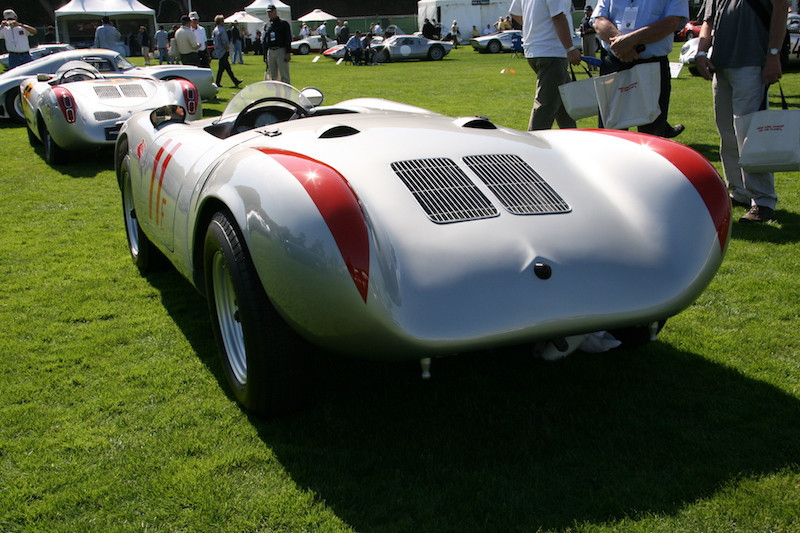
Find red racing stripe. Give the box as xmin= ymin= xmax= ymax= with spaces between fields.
xmin=591 ymin=130 xmax=731 ymax=252
xmin=255 ymin=148 xmax=370 ymax=303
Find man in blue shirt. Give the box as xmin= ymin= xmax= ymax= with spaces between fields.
xmin=94 ymin=16 xmax=121 ymax=51
xmin=592 ymin=0 xmax=687 ymax=137
xmin=346 ymin=30 xmax=364 ymax=65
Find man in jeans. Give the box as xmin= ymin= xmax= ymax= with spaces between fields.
xmin=510 ymin=0 xmax=582 ymax=131
xmin=694 ymin=0 xmax=787 ymax=223
xmin=212 ymin=14 xmax=242 ymax=88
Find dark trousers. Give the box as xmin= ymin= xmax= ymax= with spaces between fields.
xmin=599 ymin=54 xmax=670 ymax=136
xmin=181 ymin=52 xmax=201 ymax=66
xmin=215 ymin=51 xmax=238 ymax=85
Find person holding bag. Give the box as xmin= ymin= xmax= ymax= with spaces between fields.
xmin=694 ymin=0 xmax=787 ymax=223
xmin=591 ymin=0 xmax=687 ymax=138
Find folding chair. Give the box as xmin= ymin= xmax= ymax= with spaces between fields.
xmin=510 ymin=34 xmax=523 ymax=58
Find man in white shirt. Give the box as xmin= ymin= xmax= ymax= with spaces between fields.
xmin=510 ymin=0 xmax=581 ymax=130
xmin=0 ymin=9 xmax=37 ymax=68
xmin=188 ymin=11 xmax=209 ymax=67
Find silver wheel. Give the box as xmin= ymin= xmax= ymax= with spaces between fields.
xmin=211 ymin=250 xmax=247 ymax=385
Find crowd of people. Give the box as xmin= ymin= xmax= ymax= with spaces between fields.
xmin=2 ymin=1 xmax=788 ymax=223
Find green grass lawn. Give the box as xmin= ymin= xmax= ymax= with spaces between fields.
xmin=1 ymin=45 xmax=799 ymax=532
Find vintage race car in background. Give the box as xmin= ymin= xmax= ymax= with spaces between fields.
xmin=22 ymin=61 xmax=201 ymax=164
xmin=371 ymin=34 xmax=453 ymax=62
xmin=470 ymin=30 xmax=522 ymax=53
xmin=0 ymin=43 xmax=75 ymax=69
xmin=1 ymin=48 xmax=216 ymax=123
xmin=290 ymin=35 xmax=331 ymax=55
xmin=115 ymin=81 xmax=731 ymax=416
xmin=322 ymin=36 xmax=385 ymax=60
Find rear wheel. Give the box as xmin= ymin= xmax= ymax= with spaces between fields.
xmin=4 ymin=90 xmax=24 ymax=123
xmin=375 ymin=49 xmax=389 ymax=63
xmin=428 ymin=45 xmax=445 ymax=60
xmin=120 ymin=154 xmax=161 ymax=273
xmin=609 ymin=320 xmax=667 ymax=349
xmin=204 ymin=212 xmax=312 ymax=417
xmin=43 ymin=125 xmax=68 ymax=165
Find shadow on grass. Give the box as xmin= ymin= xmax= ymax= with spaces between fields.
xmin=731 ymin=208 xmax=800 ymax=244
xmin=146 ymin=268 xmax=800 ymax=532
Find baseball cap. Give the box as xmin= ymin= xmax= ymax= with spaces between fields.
xmin=3 ymin=9 xmax=17 ymax=19
xmin=266 ymin=4 xmax=276 ymax=11
xmin=188 ymin=11 xmax=199 ymax=20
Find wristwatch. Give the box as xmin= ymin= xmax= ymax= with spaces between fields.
xmin=768 ymin=48 xmax=780 ymax=55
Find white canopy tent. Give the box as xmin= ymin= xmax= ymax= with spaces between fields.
xmin=244 ymin=0 xmax=292 ymax=27
xmin=225 ymin=10 xmax=266 ymax=42
xmin=297 ymin=9 xmax=337 ymax=22
xmin=417 ymin=0 xmax=511 ymax=42
xmin=55 ymin=0 xmax=157 ymax=46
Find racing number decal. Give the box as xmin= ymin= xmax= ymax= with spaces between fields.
xmin=148 ymin=139 xmax=182 ymax=226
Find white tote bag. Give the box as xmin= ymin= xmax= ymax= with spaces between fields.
xmin=594 ymin=62 xmax=661 ymax=130
xmin=558 ymin=65 xmax=598 ymax=120
xmin=734 ymin=84 xmax=800 ymax=173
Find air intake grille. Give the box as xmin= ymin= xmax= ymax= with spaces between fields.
xmin=94 ymin=86 xmax=121 ymax=99
xmin=391 ymin=158 xmax=498 ymax=224
xmin=119 ymin=84 xmax=147 ymax=98
xmin=464 ymin=154 xmax=571 ymax=215
xmin=94 ymin=110 xmax=121 ymax=120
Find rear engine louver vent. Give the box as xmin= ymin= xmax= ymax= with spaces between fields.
xmin=463 ymin=154 xmax=571 ymax=215
xmin=94 ymin=111 xmax=121 ymax=120
xmin=94 ymin=86 xmax=121 ymax=99
xmin=119 ymin=84 xmax=147 ymax=98
xmin=391 ymin=158 xmax=499 ymax=224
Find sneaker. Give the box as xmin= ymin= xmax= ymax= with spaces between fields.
xmin=739 ymin=205 xmax=775 ymax=223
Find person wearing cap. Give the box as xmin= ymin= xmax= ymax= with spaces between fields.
xmin=230 ymin=21 xmax=243 ymax=64
xmin=94 ymin=16 xmax=120 ymax=51
xmin=262 ymin=4 xmax=292 ymax=83
xmin=175 ymin=15 xmax=201 ymax=66
xmin=188 ymin=11 xmax=209 ymax=67
xmin=579 ymin=5 xmax=598 ymax=70
xmin=1 ymin=9 xmax=37 ymax=68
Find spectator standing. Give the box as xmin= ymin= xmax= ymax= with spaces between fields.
xmin=422 ymin=18 xmax=436 ymax=39
xmin=138 ymin=25 xmax=151 ymax=64
xmin=212 ymin=15 xmax=242 ymax=88
xmin=262 ymin=4 xmax=291 ymax=83
xmin=168 ymin=24 xmax=180 ymax=63
xmin=483 ymin=24 xmax=493 ymax=35
xmin=510 ymin=0 xmax=582 ymax=130
xmin=94 ymin=15 xmax=120 ymax=50
xmin=44 ymin=25 xmax=56 ymax=43
xmin=694 ymin=0 xmax=787 ymax=222
xmin=175 ymin=15 xmax=201 ymax=66
xmin=0 ymin=9 xmax=36 ymax=68
xmin=471 ymin=25 xmax=480 ymax=38
xmin=579 ymin=5 xmax=598 ymax=70
xmin=188 ymin=11 xmax=209 ymax=67
xmin=339 ymin=21 xmax=350 ymax=44
xmin=155 ymin=25 xmax=168 ymax=64
xmin=317 ymin=21 xmax=328 ymax=49
xmin=230 ymin=21 xmax=243 ymax=64
xmin=591 ymin=0 xmax=687 ymax=137
xmin=373 ymin=21 xmax=383 ymax=35
xmin=299 ymin=23 xmax=310 ymax=39
xmin=450 ymin=20 xmax=460 ymax=47
xmin=334 ymin=20 xmax=343 ymax=43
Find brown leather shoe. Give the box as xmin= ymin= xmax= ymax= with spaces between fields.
xmin=739 ymin=205 xmax=776 ymax=223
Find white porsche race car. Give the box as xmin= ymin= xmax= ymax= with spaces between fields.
xmin=22 ymin=61 xmax=201 ymax=164
xmin=1 ymin=48 xmax=216 ymax=123
xmin=115 ymin=81 xmax=731 ymax=416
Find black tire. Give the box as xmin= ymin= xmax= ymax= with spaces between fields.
xmin=298 ymin=43 xmax=310 ymax=55
xmin=120 ymin=154 xmax=161 ymax=273
xmin=486 ymin=40 xmax=502 ymax=54
xmin=375 ymin=49 xmax=389 ymax=63
xmin=204 ymin=212 xmax=312 ymax=417
xmin=4 ymin=90 xmax=24 ymax=124
xmin=609 ymin=320 xmax=667 ymax=349
xmin=428 ymin=45 xmax=445 ymax=60
xmin=27 ymin=124 xmax=40 ymax=146
xmin=685 ymin=31 xmax=695 ymax=40
xmin=43 ymin=125 xmax=68 ymax=165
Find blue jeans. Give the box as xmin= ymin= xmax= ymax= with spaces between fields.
xmin=8 ymin=51 xmax=33 ymax=69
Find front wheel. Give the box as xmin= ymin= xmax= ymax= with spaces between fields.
xmin=120 ymin=154 xmax=161 ymax=273
xmin=375 ymin=49 xmax=389 ymax=63
xmin=204 ymin=212 xmax=312 ymax=417
xmin=298 ymin=43 xmax=310 ymax=55
xmin=486 ymin=40 xmax=502 ymax=54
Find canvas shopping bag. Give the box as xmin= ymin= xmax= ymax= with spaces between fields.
xmin=593 ymin=62 xmax=661 ymax=130
xmin=734 ymin=83 xmax=800 ymax=173
xmin=558 ymin=64 xmax=598 ymax=120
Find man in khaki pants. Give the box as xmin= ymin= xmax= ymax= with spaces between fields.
xmin=262 ymin=4 xmax=292 ymax=83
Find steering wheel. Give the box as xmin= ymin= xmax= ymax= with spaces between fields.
xmin=230 ymin=96 xmax=310 ymax=134
xmin=58 ymin=67 xmax=99 ymax=84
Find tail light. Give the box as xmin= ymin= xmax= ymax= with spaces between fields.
xmin=176 ymin=79 xmax=198 ymax=115
xmin=52 ymin=86 xmax=76 ymax=123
